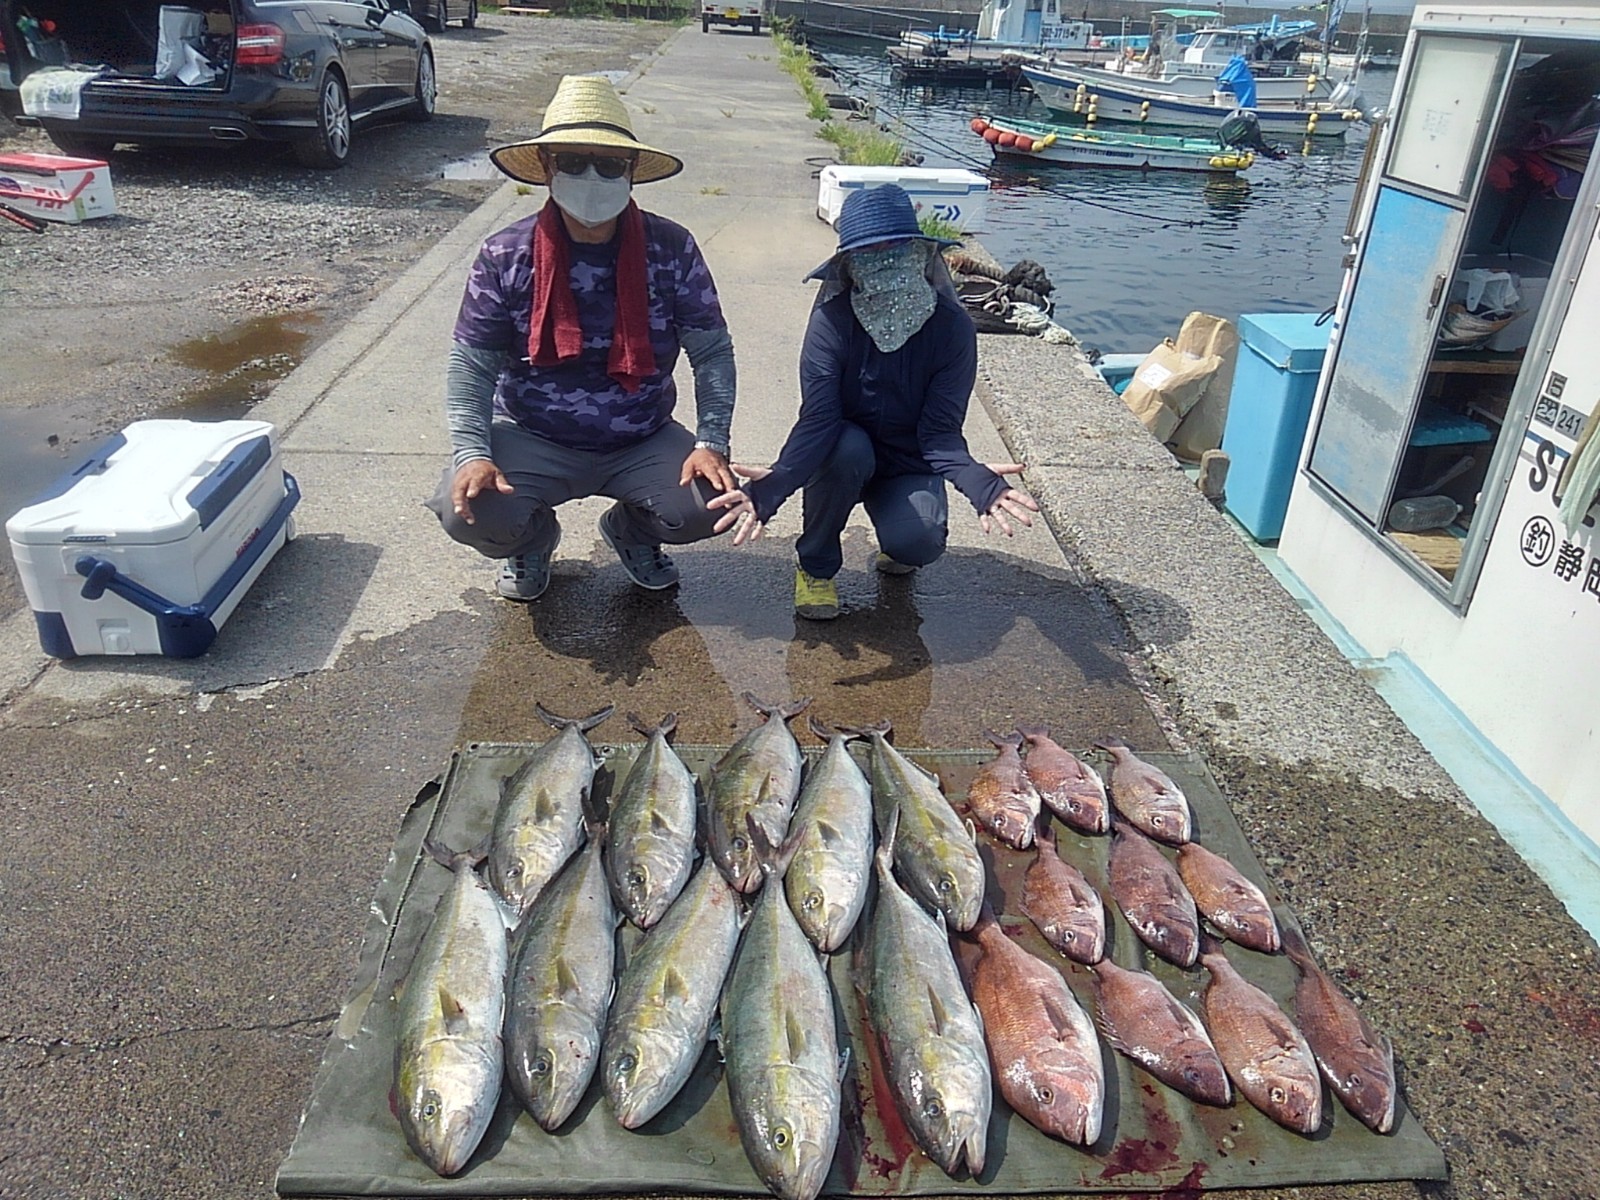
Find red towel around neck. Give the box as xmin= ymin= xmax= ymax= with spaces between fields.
xmin=527 ymin=198 xmax=656 ymax=394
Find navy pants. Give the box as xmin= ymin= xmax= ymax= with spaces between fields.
xmin=797 ymin=422 xmax=948 ymax=579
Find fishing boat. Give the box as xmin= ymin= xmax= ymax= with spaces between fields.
xmin=1021 ymin=60 xmax=1365 ymax=138
xmin=970 ymin=114 xmax=1253 ymax=173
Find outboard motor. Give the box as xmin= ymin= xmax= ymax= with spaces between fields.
xmin=1217 ymin=109 xmax=1288 ymax=160
xmin=1328 ymin=75 xmax=1372 ymax=120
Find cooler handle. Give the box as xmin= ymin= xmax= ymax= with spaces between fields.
xmin=186 ymin=435 xmax=273 ymax=531
xmin=72 ymin=471 xmax=300 ymax=657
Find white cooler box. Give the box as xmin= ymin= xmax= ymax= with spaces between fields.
xmin=6 ymin=419 xmax=300 ymax=659
xmin=817 ymin=165 xmax=990 ymax=232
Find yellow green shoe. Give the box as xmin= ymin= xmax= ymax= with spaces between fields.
xmin=793 ymin=566 xmax=840 ymax=620
xmin=875 ymin=551 xmax=917 ymax=576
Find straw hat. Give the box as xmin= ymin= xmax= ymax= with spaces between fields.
xmin=490 ymin=74 xmax=682 ymax=186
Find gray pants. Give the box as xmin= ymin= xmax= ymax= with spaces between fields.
xmin=427 ymin=419 xmax=720 ymax=559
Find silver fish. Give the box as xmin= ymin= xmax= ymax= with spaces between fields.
xmin=1089 ymin=955 xmax=1230 ymax=1106
xmin=1020 ymin=813 xmax=1106 ymax=965
xmin=784 ymin=718 xmax=875 ymax=953
xmin=1281 ymin=923 xmax=1397 ymax=1134
xmin=853 ymin=722 xmax=985 ymax=932
xmin=723 ymin=817 xmax=844 ymax=1200
xmin=952 ymin=906 xmax=1105 ymax=1146
xmin=1018 ymin=723 xmax=1108 ymax=835
xmin=967 ymin=730 xmax=1041 ymax=850
xmin=1106 ymin=820 xmax=1199 ymax=968
xmin=489 ymin=703 xmax=612 ymax=919
xmin=1096 ymin=736 xmax=1192 ymax=845
xmin=707 ymin=693 xmax=809 ymax=893
xmin=861 ymin=809 xmax=991 ymax=1177
xmin=606 ymin=713 xmax=697 ymax=929
xmin=393 ymin=839 xmax=508 ymax=1177
xmin=1198 ymin=934 xmax=1324 ymax=1135
xmin=1176 ymin=841 xmax=1281 ymax=954
xmin=504 ymin=828 xmax=616 ymax=1131
xmin=602 ymin=856 xmax=744 ymax=1129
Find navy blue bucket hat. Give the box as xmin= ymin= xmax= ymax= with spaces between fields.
xmin=805 ymin=183 xmax=960 ymax=281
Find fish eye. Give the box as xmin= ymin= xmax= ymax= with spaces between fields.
xmin=1038 ymin=1085 xmax=1054 ymax=1104
xmin=1270 ymin=1086 xmax=1287 ymax=1103
xmin=1151 ymin=813 xmax=1166 ymax=828
xmin=803 ymin=891 xmax=823 ymax=911
xmin=922 ymin=1098 xmax=943 ymax=1119
xmin=627 ymin=867 xmax=647 ymax=888
xmin=506 ymin=861 xmax=523 ymax=880
xmin=421 ymin=1099 xmax=439 ymax=1119
xmin=532 ymin=1053 xmax=552 ymax=1076
xmin=772 ymin=1126 xmax=790 ymax=1149
xmin=617 ymin=1051 xmax=637 ymax=1073
xmin=937 ymin=876 xmax=954 ymax=894
xmin=1346 ymin=1071 xmax=1363 ymax=1089
xmin=733 ymin=836 xmax=748 ymax=852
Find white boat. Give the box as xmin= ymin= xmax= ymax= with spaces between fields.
xmin=898 ymin=0 xmax=1092 ymax=56
xmin=1033 ymin=51 xmax=1342 ymax=102
xmin=1021 ymin=60 xmax=1364 ymax=138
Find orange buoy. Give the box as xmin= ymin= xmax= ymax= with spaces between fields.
xmin=983 ymin=127 xmax=1001 ymax=143
xmin=997 ymin=131 xmax=1017 ymax=147
xmin=971 ymin=117 xmax=989 ymax=133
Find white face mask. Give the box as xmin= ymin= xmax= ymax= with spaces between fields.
xmin=549 ymin=165 xmax=633 ymax=227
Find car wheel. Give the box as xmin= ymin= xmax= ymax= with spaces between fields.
xmin=461 ymin=0 xmax=477 ymax=28
xmin=701 ymin=15 xmax=710 ymax=31
xmin=294 ymin=72 xmax=352 ymax=168
xmin=751 ymin=17 xmax=760 ymax=33
xmin=406 ymin=47 xmax=437 ymax=121
xmin=426 ymin=0 xmax=447 ymax=32
xmin=47 ymin=131 xmax=117 ymax=159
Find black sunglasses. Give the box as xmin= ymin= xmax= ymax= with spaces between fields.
xmin=550 ymin=151 xmax=634 ymax=180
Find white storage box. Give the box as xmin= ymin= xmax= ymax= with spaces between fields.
xmin=6 ymin=419 xmax=299 ymax=658
xmin=1449 ymin=253 xmax=1552 ymax=352
xmin=0 ymin=151 xmax=117 ymax=223
xmin=817 ymin=165 xmax=989 ymax=232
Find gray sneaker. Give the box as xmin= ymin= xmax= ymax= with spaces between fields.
xmin=496 ymin=534 xmax=559 ymax=601
xmin=600 ymin=506 xmax=680 ymax=590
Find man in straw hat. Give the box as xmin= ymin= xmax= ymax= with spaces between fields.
xmin=426 ymin=74 xmax=737 ymax=600
xmin=709 ymin=184 xmax=1037 ymax=620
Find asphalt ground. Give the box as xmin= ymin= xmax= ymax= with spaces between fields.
xmin=1 ymin=24 xmax=1597 ymax=1200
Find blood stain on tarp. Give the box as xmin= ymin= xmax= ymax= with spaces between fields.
xmin=846 ymin=988 xmax=917 ymax=1184
xmin=1099 ymin=1096 xmax=1183 ymax=1180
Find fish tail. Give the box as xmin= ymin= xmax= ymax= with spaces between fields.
xmin=982 ymin=729 xmax=1023 ymax=749
xmin=874 ymin=806 xmax=901 ymax=879
xmin=423 ymin=835 xmax=489 ymax=871
xmin=746 ymin=811 xmax=804 ymax=882
xmin=535 ymin=702 xmax=616 ymax=733
xmin=1196 ymin=930 xmax=1228 ymax=968
xmin=1277 ymin=920 xmax=1317 ymax=969
xmin=805 ymin=714 xmax=837 ymax=743
xmin=836 ymin=719 xmax=893 ymax=742
xmin=626 ymin=711 xmax=677 ymax=739
xmin=579 ymin=781 xmax=609 ymax=837
xmin=1016 ymin=721 xmax=1049 ymax=740
xmin=1093 ymin=735 xmax=1128 ymax=754
xmin=740 ymin=692 xmax=812 ymax=723
xmin=1035 ymin=810 xmax=1056 ymax=849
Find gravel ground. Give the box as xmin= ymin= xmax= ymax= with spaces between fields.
xmin=0 ymin=12 xmax=672 ymax=610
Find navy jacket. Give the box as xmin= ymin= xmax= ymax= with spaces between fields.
xmin=745 ymin=290 xmax=1006 ymax=523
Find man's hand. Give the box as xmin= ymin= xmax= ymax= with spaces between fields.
xmin=451 ymin=459 xmax=513 ymax=525
xmin=680 ymin=446 xmax=736 ymax=494
xmin=707 ymin=462 xmax=772 ymax=546
xmin=979 ymin=462 xmax=1041 ymax=537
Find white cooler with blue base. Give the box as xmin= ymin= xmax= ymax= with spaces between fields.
xmin=816 ymin=165 xmax=990 ymax=232
xmin=6 ymin=419 xmax=300 ymax=658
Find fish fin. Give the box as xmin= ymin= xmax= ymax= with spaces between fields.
xmin=423 ymin=837 xmax=456 ymax=869
xmin=816 ymin=819 xmax=843 ymax=847
xmin=874 ymin=807 xmax=900 ymax=879
xmin=438 ymin=987 xmax=469 ymax=1034
xmin=533 ymin=787 xmax=559 ymax=824
xmin=785 ymin=1011 xmax=808 ymax=1064
xmin=1040 ymin=989 xmax=1083 ymax=1038
xmin=663 ymin=966 xmax=691 ymax=1003
xmin=964 ymin=816 xmax=979 ymax=845
xmin=555 ymin=957 xmax=582 ymax=1000
xmin=928 ymin=986 xmax=951 ymax=1037
xmin=649 ymin=808 xmax=673 ymax=833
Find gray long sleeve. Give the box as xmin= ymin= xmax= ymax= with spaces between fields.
xmin=445 ymin=341 xmax=505 ymax=469
xmin=681 ymin=325 xmax=736 ymax=453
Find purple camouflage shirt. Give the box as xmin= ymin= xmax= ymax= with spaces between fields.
xmin=452 ymin=210 xmax=727 ymax=451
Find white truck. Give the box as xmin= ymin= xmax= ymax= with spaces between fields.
xmin=702 ymin=0 xmax=761 ymax=35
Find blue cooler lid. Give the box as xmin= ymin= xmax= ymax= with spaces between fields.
xmin=1238 ymin=312 xmax=1333 ymax=372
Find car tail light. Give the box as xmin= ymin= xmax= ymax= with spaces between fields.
xmin=235 ymin=23 xmax=286 ymax=65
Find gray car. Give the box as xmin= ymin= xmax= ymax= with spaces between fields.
xmin=0 ymin=0 xmax=435 ymax=167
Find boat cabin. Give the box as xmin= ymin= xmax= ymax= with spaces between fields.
xmin=1279 ymin=1 xmax=1600 ymax=847
xmin=975 ymin=0 xmax=1091 ymax=49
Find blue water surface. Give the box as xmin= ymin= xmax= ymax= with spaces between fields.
xmin=813 ymin=45 xmax=1399 ymax=352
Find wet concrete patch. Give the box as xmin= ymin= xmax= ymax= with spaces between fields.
xmin=0 ymin=406 xmax=88 ymax=611
xmin=167 ymin=311 xmax=322 ymax=415
xmin=455 ymin=529 xmax=1167 ymax=751
xmin=439 ymin=150 xmax=500 ymax=181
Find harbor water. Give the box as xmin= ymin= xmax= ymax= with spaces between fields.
xmin=812 ymin=44 xmax=1398 ymax=354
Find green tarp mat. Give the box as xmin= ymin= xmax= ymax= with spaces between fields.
xmin=276 ymin=743 xmax=1447 ymax=1196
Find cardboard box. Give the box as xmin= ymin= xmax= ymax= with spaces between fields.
xmin=0 ymin=151 xmax=117 ymax=223
xmin=6 ymin=420 xmax=299 ymax=658
xmin=817 ymin=165 xmax=989 ymax=232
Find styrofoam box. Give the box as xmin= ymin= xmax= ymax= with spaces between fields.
xmin=1449 ymin=253 xmax=1552 ymax=352
xmin=817 ymin=165 xmax=989 ymax=232
xmin=6 ymin=419 xmax=299 ymax=658
xmin=0 ymin=151 xmax=117 ymax=223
